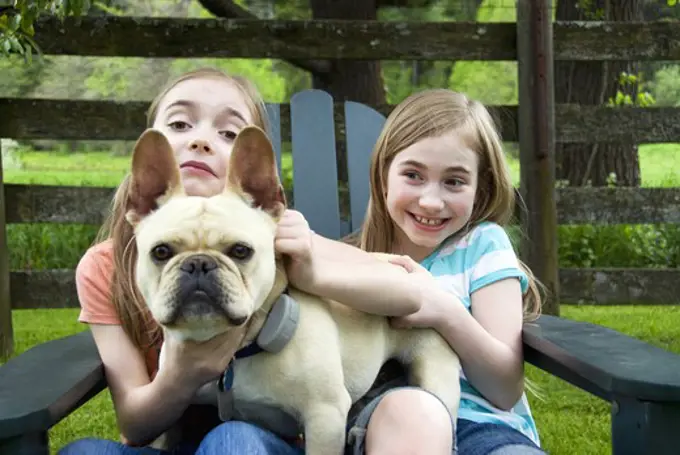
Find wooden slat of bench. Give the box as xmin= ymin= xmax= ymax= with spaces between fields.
xmin=0 ymin=331 xmax=105 ymax=440
xmin=344 ymin=101 xmax=386 ymax=233
xmin=524 ymin=314 xmax=680 ymax=403
xmin=289 ymin=90 xmax=342 ymax=240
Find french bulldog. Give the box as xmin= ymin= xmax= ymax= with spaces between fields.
xmin=125 ymin=126 xmax=462 ymax=454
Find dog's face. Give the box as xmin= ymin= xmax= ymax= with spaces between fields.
xmin=125 ymin=126 xmax=286 ymax=341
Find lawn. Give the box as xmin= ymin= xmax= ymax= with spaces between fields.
xmin=3 ymin=142 xmax=680 ymax=454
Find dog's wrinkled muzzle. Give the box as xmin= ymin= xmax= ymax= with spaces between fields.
xmin=172 ymin=254 xmax=245 ymax=325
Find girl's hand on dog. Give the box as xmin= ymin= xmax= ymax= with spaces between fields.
xmin=275 ymin=209 xmax=317 ymax=290
xmin=387 ymin=255 xmax=458 ymax=331
xmin=161 ymin=325 xmax=250 ymax=391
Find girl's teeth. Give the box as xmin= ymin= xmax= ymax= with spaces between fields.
xmin=414 ymin=215 xmax=443 ymax=226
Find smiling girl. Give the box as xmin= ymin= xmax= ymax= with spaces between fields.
xmin=276 ymin=88 xmax=545 ymax=455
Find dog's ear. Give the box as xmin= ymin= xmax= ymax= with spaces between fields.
xmin=126 ymin=129 xmax=185 ymax=226
xmin=227 ymin=126 xmax=286 ymax=218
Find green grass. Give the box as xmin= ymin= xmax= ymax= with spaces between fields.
xmin=9 ymin=305 xmax=680 ymax=454
xmin=9 ymin=309 xmax=119 ymax=453
xmin=3 ymin=143 xmax=680 ymax=453
xmin=639 ymin=143 xmax=680 ymax=187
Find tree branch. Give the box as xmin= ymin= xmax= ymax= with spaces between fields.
xmin=197 ymin=0 xmax=330 ymax=75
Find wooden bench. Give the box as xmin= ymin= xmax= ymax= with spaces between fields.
xmin=1 ymin=89 xmax=680 ymax=455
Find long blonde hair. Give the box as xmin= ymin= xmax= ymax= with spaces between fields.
xmin=95 ymin=68 xmax=269 ymax=352
xmin=356 ymin=89 xmax=542 ymax=321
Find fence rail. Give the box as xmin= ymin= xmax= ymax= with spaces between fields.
xmin=2 ymin=99 xmax=679 ymax=143
xmin=10 ymin=267 xmax=680 ymax=309
xmin=6 ymin=184 xmax=680 ymax=226
xmin=25 ymin=17 xmax=680 ymax=61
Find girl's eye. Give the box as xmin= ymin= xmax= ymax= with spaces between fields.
xmin=220 ymin=130 xmax=237 ymax=140
xmin=168 ymin=121 xmax=191 ymax=131
xmin=445 ymin=178 xmax=464 ymax=187
xmin=404 ymin=171 xmax=421 ymax=180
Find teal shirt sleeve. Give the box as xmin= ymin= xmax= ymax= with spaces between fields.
xmin=465 ymin=223 xmax=529 ymax=295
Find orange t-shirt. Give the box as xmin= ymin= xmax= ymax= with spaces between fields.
xmin=75 ymin=239 xmax=160 ymax=379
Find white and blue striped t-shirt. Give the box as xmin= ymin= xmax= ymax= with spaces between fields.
xmin=419 ymin=221 xmax=541 ymax=447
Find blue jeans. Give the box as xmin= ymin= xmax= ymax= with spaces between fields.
xmin=57 ymin=421 xmax=304 ymax=455
xmin=457 ymin=419 xmax=545 ymax=455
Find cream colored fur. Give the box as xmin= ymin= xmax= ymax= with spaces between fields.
xmin=126 ymin=126 xmax=462 ymax=454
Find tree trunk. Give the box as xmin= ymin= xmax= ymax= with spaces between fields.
xmin=411 ymin=0 xmax=484 ymax=87
xmin=309 ymin=0 xmax=385 ymax=106
xmin=555 ymin=0 xmax=642 ymax=187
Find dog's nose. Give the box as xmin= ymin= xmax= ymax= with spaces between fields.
xmin=180 ymin=255 xmax=218 ymax=276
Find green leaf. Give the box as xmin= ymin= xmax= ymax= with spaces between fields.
xmin=10 ymin=13 xmax=22 ymax=32
xmin=24 ymin=42 xmax=33 ymax=63
xmin=1 ymin=38 xmax=11 ymax=55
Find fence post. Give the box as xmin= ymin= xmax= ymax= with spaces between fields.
xmin=516 ymin=0 xmax=560 ymax=316
xmin=0 ymin=139 xmax=13 ymax=358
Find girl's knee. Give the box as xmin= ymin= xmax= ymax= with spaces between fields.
xmin=365 ymin=388 xmax=453 ymax=455
xmin=371 ymin=388 xmax=453 ymax=430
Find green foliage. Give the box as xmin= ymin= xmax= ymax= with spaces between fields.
xmin=171 ymin=58 xmax=289 ymax=103
xmin=577 ymin=0 xmax=606 ymax=20
xmin=648 ymin=64 xmax=680 ymax=107
xmin=607 ymin=71 xmax=656 ymax=107
xmin=558 ymin=224 xmax=680 ymax=269
xmin=0 ymin=0 xmax=91 ymax=61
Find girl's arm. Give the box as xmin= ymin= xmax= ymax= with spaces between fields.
xmin=91 ymin=323 xmax=194 ymax=445
xmin=433 ymin=278 xmax=525 ymax=410
xmin=90 ymin=322 xmax=248 ymax=445
xmin=275 ymin=210 xmax=421 ymax=316
xmin=304 ymin=247 xmax=422 ymax=316
xmin=388 ymin=254 xmax=525 ymax=411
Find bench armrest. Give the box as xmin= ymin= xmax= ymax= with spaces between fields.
xmin=523 ymin=314 xmax=680 ymax=403
xmin=0 ymin=330 xmax=105 ymax=441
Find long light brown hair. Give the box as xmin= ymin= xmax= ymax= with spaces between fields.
xmin=94 ymin=68 xmax=269 ymax=352
xmin=356 ymin=89 xmax=542 ymax=321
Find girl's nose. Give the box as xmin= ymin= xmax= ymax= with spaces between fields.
xmin=419 ymin=190 xmax=445 ymax=212
xmin=189 ymin=139 xmax=213 ymax=154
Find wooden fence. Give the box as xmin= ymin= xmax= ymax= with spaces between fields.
xmin=2 ymin=7 xmax=680 ymax=355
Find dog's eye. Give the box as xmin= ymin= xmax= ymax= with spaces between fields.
xmin=227 ymin=243 xmax=253 ymax=261
xmin=151 ymin=244 xmax=174 ymax=262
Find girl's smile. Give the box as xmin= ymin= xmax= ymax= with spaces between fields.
xmin=385 ymin=130 xmax=479 ymax=261
xmin=408 ymin=213 xmax=451 ymax=231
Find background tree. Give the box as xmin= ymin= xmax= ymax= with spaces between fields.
xmin=554 ymin=0 xmax=647 ymax=187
